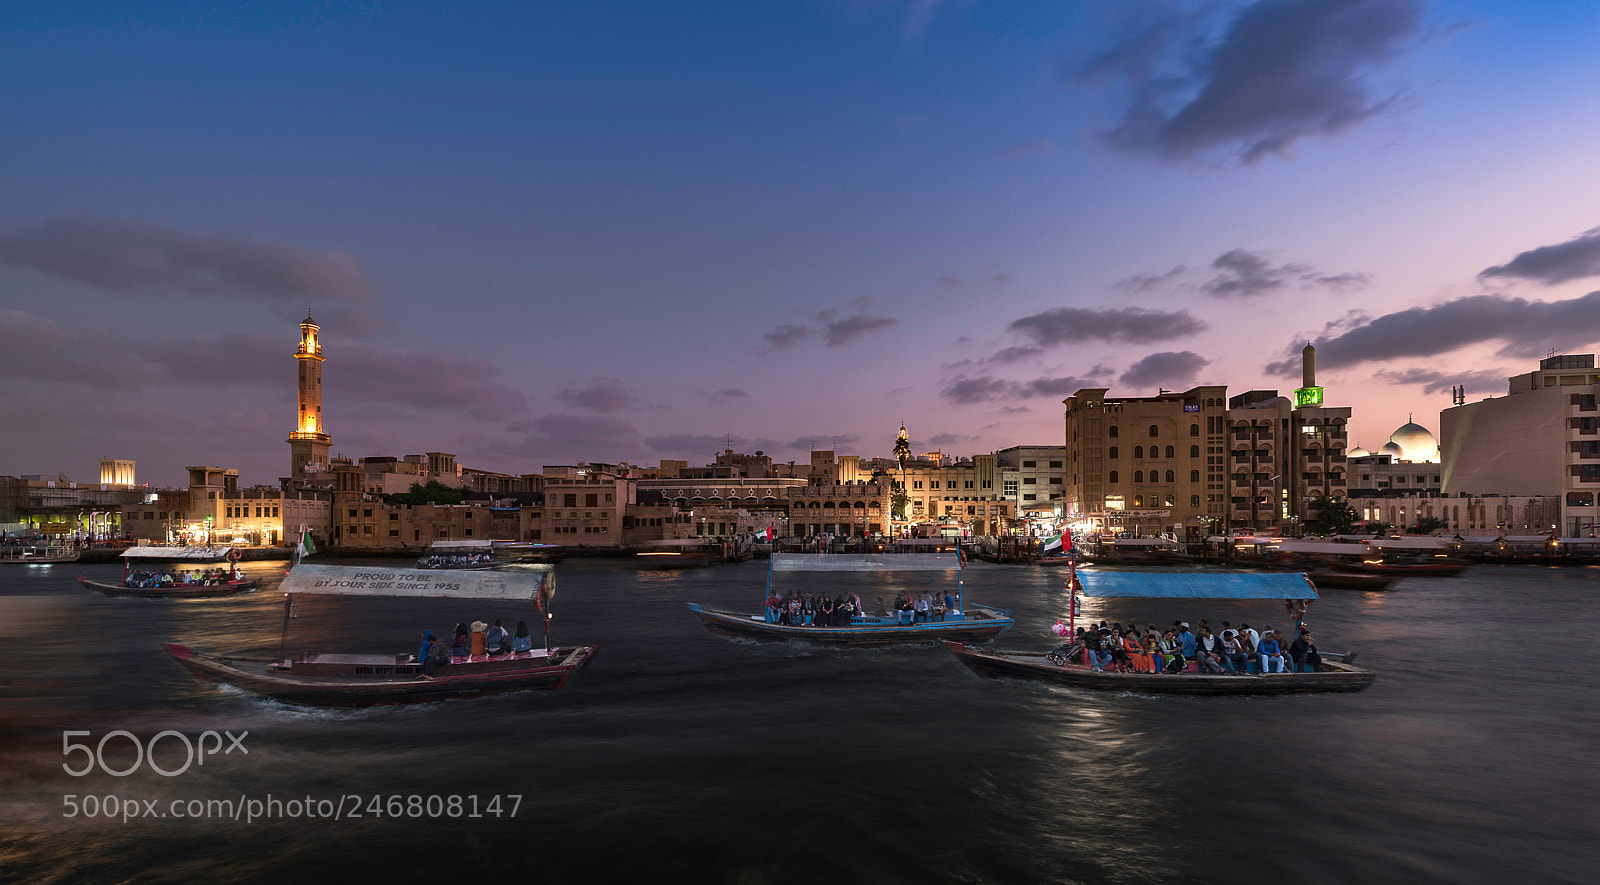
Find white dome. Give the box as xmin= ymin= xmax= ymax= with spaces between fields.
xmin=1379 ymin=441 xmax=1403 ymax=457
xmin=1348 ymin=444 xmax=1370 ymax=458
xmin=1388 ymin=421 xmax=1439 ymax=463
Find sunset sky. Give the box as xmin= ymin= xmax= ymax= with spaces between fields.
xmin=5 ymin=1 xmax=1600 ymax=487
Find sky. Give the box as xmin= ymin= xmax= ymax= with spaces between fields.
xmin=4 ymin=0 xmax=1600 ymax=488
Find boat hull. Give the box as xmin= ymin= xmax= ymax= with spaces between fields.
xmin=688 ymin=603 xmax=1013 ymax=646
xmin=162 ymin=643 xmax=598 ymax=706
xmin=1333 ymin=562 xmax=1468 ymax=577
xmin=1306 ymin=571 xmax=1395 ymax=591
xmin=944 ymin=642 xmax=1374 ymax=695
xmin=78 ymin=575 xmax=261 ymax=598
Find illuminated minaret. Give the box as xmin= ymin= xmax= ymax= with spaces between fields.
xmin=288 ymin=313 xmax=331 ymax=482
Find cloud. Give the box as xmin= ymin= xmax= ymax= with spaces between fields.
xmin=762 ymin=324 xmax=812 ymax=349
xmin=1114 ymin=265 xmax=1186 ymax=292
xmin=787 ymin=434 xmax=861 ymax=451
xmin=928 ymin=432 xmax=978 ymax=446
xmin=1118 ymin=351 xmax=1211 ymax=388
xmin=937 ymin=276 xmax=960 ymax=286
xmin=1009 ymin=306 xmax=1205 ymax=346
xmin=998 ymin=139 xmax=1057 ymax=161
xmin=1479 ymin=227 xmax=1600 ymax=286
xmin=1201 ymin=249 xmax=1370 ymax=298
xmin=941 ymin=367 xmax=1115 ymax=404
xmin=823 ymin=313 xmax=897 ymax=346
xmin=761 ymin=302 xmax=897 ymax=350
xmin=0 ymin=216 xmax=381 ymax=332
xmin=1373 ymin=367 xmax=1506 ymax=396
xmin=557 ymin=377 xmax=635 ymax=413
xmin=697 ymin=387 xmax=749 ymax=401
xmin=0 ymin=309 xmax=147 ymax=387
xmin=1264 ymin=291 xmax=1600 ymax=375
xmin=988 ymin=273 xmax=1009 ymax=284
xmin=1072 ymin=0 xmax=1424 ymax=165
xmin=509 ymin=414 xmax=640 ymax=458
xmin=644 ymin=433 xmax=740 ymax=455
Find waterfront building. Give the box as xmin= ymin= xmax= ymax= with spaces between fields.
xmin=995 ymin=445 xmax=1065 ymax=529
xmin=1346 ymin=421 xmax=1442 ymax=495
xmin=1440 ymin=353 xmax=1600 ymax=536
xmin=895 ymin=453 xmax=1014 ymax=535
xmin=1062 ymin=385 xmax=1228 ymax=538
xmin=1345 ymin=491 xmax=1559 ymax=535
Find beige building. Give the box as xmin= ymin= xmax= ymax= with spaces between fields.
xmin=1441 ymin=353 xmax=1600 ymax=535
xmin=1063 ymin=385 xmax=1228 ymax=538
xmin=894 ymin=453 xmax=1014 ymax=535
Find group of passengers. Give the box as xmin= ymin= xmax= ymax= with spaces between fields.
xmin=122 ymin=568 xmax=235 ymax=588
xmin=417 ymin=553 xmax=495 ymax=569
xmin=1053 ymin=619 xmax=1322 ymax=676
xmin=763 ymin=590 xmax=961 ymax=627
xmin=415 ymin=618 xmax=537 ymax=677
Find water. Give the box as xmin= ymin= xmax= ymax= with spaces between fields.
xmin=1 ymin=559 xmax=1596 ymax=884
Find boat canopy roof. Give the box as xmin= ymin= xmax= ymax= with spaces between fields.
xmin=1109 ymin=538 xmax=1178 ymax=547
xmin=1079 ymin=570 xmax=1317 ymax=600
xmin=1270 ymin=539 xmax=1369 ymax=556
xmin=771 ymin=552 xmax=961 ymax=572
xmin=122 ymin=545 xmax=234 ymax=560
xmin=280 ymin=563 xmax=553 ymax=599
xmin=1369 ymin=536 xmax=1454 ymax=550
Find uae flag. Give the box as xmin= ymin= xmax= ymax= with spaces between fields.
xmin=1040 ymin=533 xmax=1063 ymax=555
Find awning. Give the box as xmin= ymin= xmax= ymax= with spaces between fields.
xmin=426 ymin=540 xmax=495 ymax=551
xmin=1078 ymin=570 xmax=1317 ymax=599
xmin=771 ymin=553 xmax=961 ymax=572
xmin=280 ymin=563 xmax=553 ymax=599
xmin=122 ymin=546 xmax=234 ymax=560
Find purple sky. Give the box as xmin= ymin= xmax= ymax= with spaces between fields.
xmin=4 ymin=1 xmax=1600 ymax=488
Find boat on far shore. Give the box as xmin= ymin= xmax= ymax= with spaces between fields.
xmin=1306 ymin=570 xmax=1395 ymax=591
xmin=76 ymin=546 xmax=260 ymax=598
xmin=1 ymin=543 xmax=81 ymax=565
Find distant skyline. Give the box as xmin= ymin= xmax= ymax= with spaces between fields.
xmin=5 ymin=1 xmax=1600 ymax=487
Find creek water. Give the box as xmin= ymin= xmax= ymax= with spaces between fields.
xmin=1 ymin=558 xmax=1595 ymax=884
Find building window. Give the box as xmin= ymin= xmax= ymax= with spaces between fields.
xmin=1191 ymin=495 xmax=1200 ymax=507
xmin=1109 ymin=426 xmax=1119 ymax=438
xmin=1165 ymin=470 xmax=1176 ymax=483
xmin=982 ymin=480 xmax=992 ymax=489
xmin=1109 ymin=470 xmax=1119 ymax=483
xmin=363 ymin=525 xmax=373 ymax=535
xmin=1191 ymin=445 xmax=1200 ymax=457
xmin=1022 ymin=461 xmax=1036 ymax=468
xmin=586 ymin=494 xmax=598 ymax=507
xmin=1050 ymin=461 xmax=1062 ymax=468
xmin=389 ymin=529 xmax=399 ymax=537
xmin=1191 ymin=470 xmax=1200 ymax=482
xmin=947 ymin=481 xmax=957 ymax=489
xmin=964 ymin=480 xmax=973 ymax=489
xmin=1190 ymin=424 xmax=1199 ymax=436
xmin=1134 ymin=446 xmax=1144 ymax=459
xmin=348 ymin=508 xmax=357 ymax=517
xmin=1165 ymin=494 xmax=1175 ymax=506
xmin=1149 ymin=425 xmax=1159 ymax=437
xmin=1023 ymin=478 xmax=1037 ymax=485
xmin=1164 ymin=446 xmax=1174 ymax=458
xmin=913 ymin=481 xmax=922 ymax=489
xmin=1109 ymin=446 xmax=1119 ymax=459
xmin=564 ymin=494 xmax=577 ymax=507
xmin=1134 ymin=471 xmax=1144 ymax=483
xmin=363 ymin=508 xmax=372 ymax=518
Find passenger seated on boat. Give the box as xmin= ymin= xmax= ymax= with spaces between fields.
xmin=931 ymin=595 xmax=946 ymax=622
xmin=469 ymin=621 xmax=489 ymax=656
xmin=421 ymin=633 xmax=452 ymax=678
xmin=418 ymin=630 xmax=435 ymax=665
xmin=1289 ymin=630 xmax=1322 ymax=673
xmin=1221 ymin=629 xmax=1249 ymax=675
xmin=765 ymin=592 xmax=782 ymax=624
xmin=486 ymin=619 xmax=509 ymax=654
xmin=1257 ymin=631 xmax=1287 ymax=674
xmin=1123 ymin=630 xmax=1155 ymax=673
xmin=511 ymin=621 xmax=533 ymax=653
xmin=1194 ymin=626 xmax=1228 ymax=674
xmin=452 ymin=623 xmax=470 ymax=657
xmin=915 ymin=594 xmax=931 ymax=623
xmin=1157 ymin=630 xmax=1186 ymax=673
xmin=896 ymin=594 xmax=914 ymax=625
xmin=1085 ymin=631 xmax=1114 ymax=672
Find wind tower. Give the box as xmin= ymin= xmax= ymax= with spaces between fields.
xmin=288 ymin=313 xmax=332 ymax=482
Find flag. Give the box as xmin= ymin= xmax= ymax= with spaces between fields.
xmin=1040 ymin=533 xmax=1063 ymax=555
xmin=292 ymin=527 xmax=315 ymax=567
xmin=765 ymin=525 xmax=775 ymax=542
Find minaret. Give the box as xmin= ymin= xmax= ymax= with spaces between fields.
xmin=1294 ymin=342 xmax=1324 ymax=408
xmin=288 ymin=313 xmax=331 ymax=482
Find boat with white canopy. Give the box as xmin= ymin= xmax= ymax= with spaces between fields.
xmin=688 ymin=551 xmax=1014 ymax=646
xmin=164 ymin=563 xmax=596 ymax=705
xmin=946 ymin=569 xmax=1373 ymax=695
xmin=414 ymin=539 xmax=560 ymax=569
xmin=77 ymin=546 xmax=260 ymax=598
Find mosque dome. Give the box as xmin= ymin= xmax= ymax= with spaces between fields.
xmin=1348 ymin=444 xmax=1370 ymax=458
xmin=1388 ymin=421 xmax=1439 ymax=463
xmin=1379 ymin=441 xmax=1403 ymax=458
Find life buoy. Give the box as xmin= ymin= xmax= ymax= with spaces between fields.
xmin=227 ymin=548 xmax=242 ymax=563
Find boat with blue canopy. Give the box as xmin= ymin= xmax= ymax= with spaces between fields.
xmin=946 ymin=568 xmax=1373 ymax=695
xmin=688 ymin=551 xmax=1014 ymax=646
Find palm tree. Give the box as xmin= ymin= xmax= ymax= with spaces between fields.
xmin=892 ymin=424 xmax=912 ymax=526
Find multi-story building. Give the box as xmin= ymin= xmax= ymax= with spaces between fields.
xmin=1222 ymin=346 xmax=1352 ymax=533
xmin=1441 ymin=353 xmax=1600 ymax=535
xmin=995 ymin=445 xmax=1065 ymax=529
xmin=1063 ymin=385 xmax=1229 ymax=538
xmin=895 ymin=453 xmax=1014 ymax=535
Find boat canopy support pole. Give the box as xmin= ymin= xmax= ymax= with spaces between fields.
xmin=277 ymin=592 xmax=294 ymax=665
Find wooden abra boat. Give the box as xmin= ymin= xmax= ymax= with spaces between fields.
xmin=163 ymin=643 xmax=596 ymax=706
xmin=1332 ymin=560 xmax=1467 ymax=577
xmin=944 ymin=642 xmax=1373 ymax=695
xmin=948 ymin=568 xmax=1373 ymax=695
xmin=689 ymin=551 xmax=1014 ymax=646
xmin=166 ymin=563 xmax=596 ymax=706
xmin=0 ymin=543 xmax=81 ymax=564
xmin=77 ymin=546 xmax=260 ymax=598
xmin=1306 ymin=570 xmax=1394 ymax=591
xmin=689 ymin=602 xmax=1013 ymax=646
